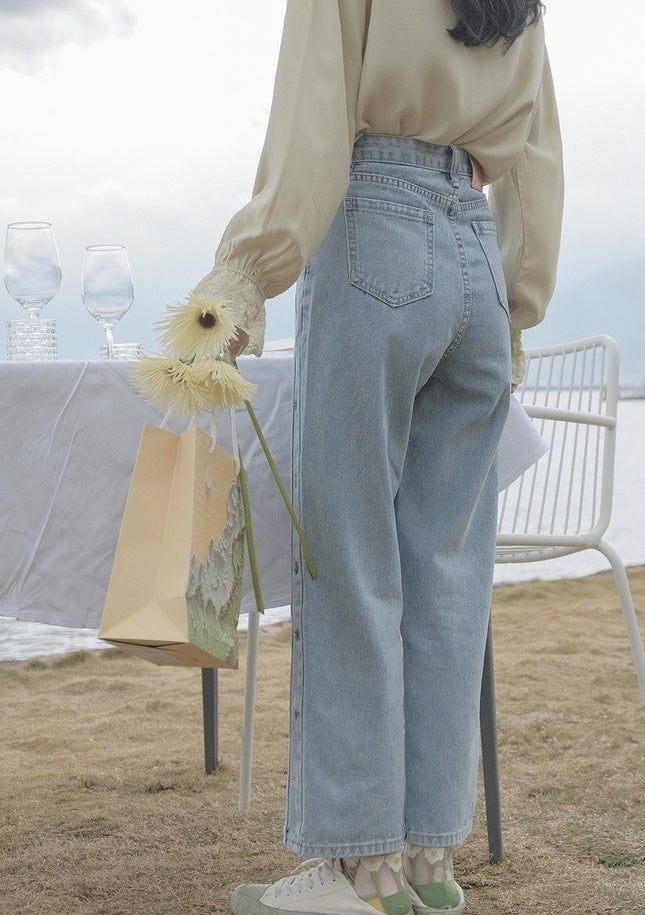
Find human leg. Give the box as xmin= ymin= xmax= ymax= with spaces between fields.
xmin=396 ymin=196 xmax=510 ymax=854
xmin=286 ymin=214 xmax=418 ymax=858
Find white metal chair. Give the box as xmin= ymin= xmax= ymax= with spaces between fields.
xmin=480 ymin=334 xmax=645 ymax=862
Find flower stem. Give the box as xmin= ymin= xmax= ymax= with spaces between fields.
xmin=244 ymin=399 xmax=317 ymax=580
xmin=238 ymin=449 xmax=264 ymax=613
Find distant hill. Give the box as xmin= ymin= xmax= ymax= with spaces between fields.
xmin=524 ymin=256 xmax=645 ymax=388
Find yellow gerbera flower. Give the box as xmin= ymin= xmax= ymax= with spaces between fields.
xmin=131 ymin=355 xmax=211 ymax=417
xmin=132 ymin=353 xmax=257 ymax=418
xmin=156 ymin=292 xmax=237 ymax=361
xmin=192 ymin=358 xmax=257 ymax=410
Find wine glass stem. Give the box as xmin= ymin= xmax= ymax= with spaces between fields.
xmin=105 ymin=324 xmax=115 ymax=359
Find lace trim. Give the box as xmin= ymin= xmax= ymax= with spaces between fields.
xmin=193 ymin=263 xmax=266 ymax=356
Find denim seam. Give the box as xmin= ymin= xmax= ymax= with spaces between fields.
xmin=284 ymin=834 xmax=407 ymax=858
xmin=353 ymin=151 xmax=467 ymax=172
xmin=348 ymin=171 xmax=486 ymax=215
xmin=472 ymin=222 xmax=511 ymax=320
xmin=404 ymin=824 xmax=474 ymax=848
xmin=353 ymin=134 xmax=471 ymax=175
xmin=438 ymin=222 xmax=471 ymax=365
xmin=285 ymin=271 xmax=308 ymax=844
xmin=349 ymin=170 xmax=449 ymax=204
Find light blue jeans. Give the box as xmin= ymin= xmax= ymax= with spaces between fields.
xmin=286 ymin=135 xmax=511 ymax=857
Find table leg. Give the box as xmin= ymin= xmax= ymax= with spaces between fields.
xmin=202 ymin=668 xmax=218 ymax=774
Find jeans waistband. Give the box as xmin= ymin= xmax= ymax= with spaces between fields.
xmin=352 ymin=134 xmax=472 ymax=179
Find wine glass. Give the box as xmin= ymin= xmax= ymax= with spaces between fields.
xmin=82 ymin=245 xmax=134 ymax=359
xmin=3 ymin=222 xmax=62 ymax=319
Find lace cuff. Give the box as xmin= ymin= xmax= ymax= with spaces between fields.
xmin=510 ymin=327 xmax=527 ymax=387
xmin=192 ymin=264 xmax=267 ymax=356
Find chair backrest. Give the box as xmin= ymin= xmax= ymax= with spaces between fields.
xmin=497 ymin=335 xmax=620 ymax=554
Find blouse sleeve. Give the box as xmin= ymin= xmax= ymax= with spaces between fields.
xmin=488 ymin=50 xmax=564 ymax=384
xmin=192 ymin=0 xmax=367 ymax=355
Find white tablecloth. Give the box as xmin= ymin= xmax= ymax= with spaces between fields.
xmin=0 ymin=349 xmax=545 ymax=629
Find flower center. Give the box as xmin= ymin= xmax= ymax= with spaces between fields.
xmin=198 ymin=311 xmax=217 ymax=328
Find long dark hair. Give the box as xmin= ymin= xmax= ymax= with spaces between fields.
xmin=448 ymin=0 xmax=544 ymax=49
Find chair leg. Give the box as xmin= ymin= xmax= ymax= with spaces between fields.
xmin=597 ymin=541 xmax=645 ymax=711
xmin=480 ymin=618 xmax=503 ymax=863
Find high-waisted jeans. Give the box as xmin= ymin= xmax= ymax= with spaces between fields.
xmin=286 ymin=135 xmax=511 ymax=857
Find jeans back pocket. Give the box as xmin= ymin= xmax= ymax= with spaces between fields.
xmin=344 ymin=196 xmax=434 ymax=307
xmin=472 ymin=220 xmax=510 ymax=319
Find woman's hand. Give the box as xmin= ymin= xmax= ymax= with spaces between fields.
xmin=228 ymin=328 xmax=249 ymax=360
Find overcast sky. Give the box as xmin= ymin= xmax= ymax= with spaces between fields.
xmin=1 ymin=0 xmax=643 ymax=360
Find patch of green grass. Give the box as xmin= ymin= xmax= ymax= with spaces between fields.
xmin=49 ymin=650 xmax=92 ymax=669
xmin=23 ymin=650 xmax=92 ymax=671
xmin=23 ymin=657 xmax=49 ymax=670
xmin=595 ymin=849 xmax=645 ymax=869
xmin=98 ymin=647 xmax=132 ymax=662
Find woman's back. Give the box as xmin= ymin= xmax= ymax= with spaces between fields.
xmin=202 ymin=0 xmax=562 ymax=384
xmin=354 ymin=0 xmax=547 ymax=182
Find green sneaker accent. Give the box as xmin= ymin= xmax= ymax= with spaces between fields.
xmin=380 ymin=887 xmax=413 ymax=915
xmin=410 ymin=878 xmax=462 ymax=909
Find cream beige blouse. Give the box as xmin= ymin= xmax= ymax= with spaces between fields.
xmin=194 ymin=0 xmax=564 ymax=382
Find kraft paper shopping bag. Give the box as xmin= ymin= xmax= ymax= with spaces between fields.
xmin=99 ymin=423 xmax=245 ymax=667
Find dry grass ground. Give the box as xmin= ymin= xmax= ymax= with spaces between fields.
xmin=1 ymin=568 xmax=644 ymax=915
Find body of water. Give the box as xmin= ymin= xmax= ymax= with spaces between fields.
xmin=2 ymin=400 xmax=643 ymax=662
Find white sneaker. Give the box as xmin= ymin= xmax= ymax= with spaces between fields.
xmin=230 ymin=858 xmax=414 ymax=915
xmin=408 ymin=882 xmax=465 ymax=915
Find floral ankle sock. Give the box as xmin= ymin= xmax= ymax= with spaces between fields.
xmin=402 ymin=844 xmax=462 ymax=909
xmin=341 ymin=852 xmax=411 ymax=915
